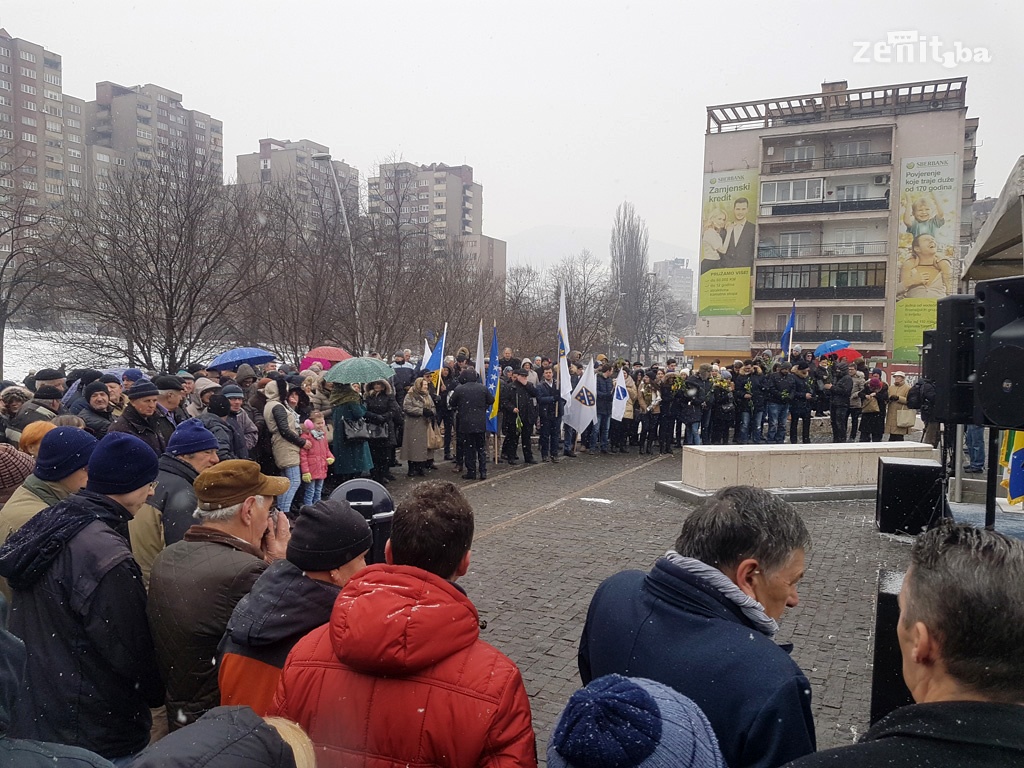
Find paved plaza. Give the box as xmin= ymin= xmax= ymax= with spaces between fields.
xmin=381 ymin=449 xmax=915 ymax=760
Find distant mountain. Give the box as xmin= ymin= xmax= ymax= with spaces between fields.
xmin=506 ymin=225 xmax=697 ymax=270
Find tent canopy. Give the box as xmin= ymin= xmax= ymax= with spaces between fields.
xmin=963 ymin=156 xmax=1024 ymax=281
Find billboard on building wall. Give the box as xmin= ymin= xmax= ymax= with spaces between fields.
xmin=893 ymin=154 xmax=960 ymax=361
xmin=698 ymin=169 xmax=758 ymax=316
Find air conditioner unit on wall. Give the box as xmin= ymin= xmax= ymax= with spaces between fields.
xmin=874 ymin=175 xmax=890 ymax=185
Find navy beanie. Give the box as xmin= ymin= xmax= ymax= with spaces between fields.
xmin=127 ymin=379 xmax=159 ymax=400
xmin=83 ymin=381 xmax=109 ymax=402
xmin=167 ymin=418 xmax=219 ymax=456
xmin=34 ymin=427 xmax=98 ymax=482
xmin=547 ymin=675 xmax=725 ymax=768
xmin=86 ymin=432 xmax=159 ymax=495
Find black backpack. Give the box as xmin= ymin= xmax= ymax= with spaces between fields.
xmin=906 ymin=380 xmax=924 ymax=410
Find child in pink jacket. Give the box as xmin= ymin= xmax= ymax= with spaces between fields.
xmin=300 ymin=411 xmax=334 ymax=505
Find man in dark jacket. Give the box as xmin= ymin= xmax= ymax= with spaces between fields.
xmin=536 ymin=367 xmax=561 ymax=463
xmin=579 ymin=485 xmax=815 ymax=768
xmin=786 ymin=522 xmax=1024 ymax=767
xmin=826 ymin=363 xmax=854 ymax=442
xmin=449 ymin=368 xmax=495 ymax=480
xmin=789 ymin=362 xmax=814 ymax=444
xmin=590 ymin=365 xmax=615 ymax=453
xmin=499 ymin=369 xmax=537 ymax=465
xmin=199 ymin=394 xmax=247 ymax=461
xmin=109 ymin=379 xmax=167 ymax=455
xmin=79 ymin=381 xmax=115 ymax=438
xmin=153 ymin=418 xmax=221 ymax=545
xmin=147 ymin=460 xmax=291 ymax=732
xmin=0 ymin=432 xmax=164 ymax=763
xmin=218 ymin=498 xmax=371 ymax=716
xmin=4 ymin=385 xmax=61 ymax=444
xmin=766 ymin=362 xmax=797 ymax=444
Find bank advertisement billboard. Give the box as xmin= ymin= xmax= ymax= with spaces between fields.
xmin=698 ymin=169 xmax=758 ymax=316
xmin=893 ymin=154 xmax=960 ymax=361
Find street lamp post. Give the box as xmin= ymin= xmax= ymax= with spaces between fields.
xmin=311 ymin=153 xmax=362 ymax=352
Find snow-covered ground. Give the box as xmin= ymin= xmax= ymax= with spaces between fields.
xmin=1 ymin=328 xmax=127 ymax=383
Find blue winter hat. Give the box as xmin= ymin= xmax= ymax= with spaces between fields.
xmin=86 ymin=432 xmax=159 ymax=495
xmin=166 ymin=418 xmax=219 ymax=457
xmin=33 ymin=427 xmax=98 ymax=482
xmin=122 ymin=368 xmax=146 ymax=382
xmin=547 ymin=675 xmax=725 ymax=768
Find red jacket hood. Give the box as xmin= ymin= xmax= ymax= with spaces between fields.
xmin=330 ymin=564 xmax=479 ymax=676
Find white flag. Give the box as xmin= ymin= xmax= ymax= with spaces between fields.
xmin=422 ymin=338 xmax=432 ymax=368
xmin=564 ymin=359 xmax=598 ymax=435
xmin=611 ymin=368 xmax=629 ymax=422
xmin=475 ymin=319 xmax=484 ymax=374
xmin=558 ymin=285 xmax=571 ymax=405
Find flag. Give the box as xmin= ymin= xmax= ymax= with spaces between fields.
xmin=423 ymin=323 xmax=447 ymax=385
xmin=780 ymin=299 xmax=796 ymax=358
xmin=475 ymin=319 xmax=484 ymax=374
xmin=564 ymin=359 xmax=598 ymax=436
xmin=422 ymin=338 xmax=432 ymax=368
xmin=611 ymin=368 xmax=629 ymax=422
xmin=486 ymin=323 xmax=500 ymax=433
xmin=1000 ymin=430 xmax=1024 ymax=506
xmin=558 ymin=284 xmax=572 ymax=407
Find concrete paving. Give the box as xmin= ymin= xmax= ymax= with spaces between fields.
xmin=381 ymin=447 xmax=915 ymax=760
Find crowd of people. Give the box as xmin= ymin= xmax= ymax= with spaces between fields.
xmin=0 ymin=354 xmax=1013 ymax=767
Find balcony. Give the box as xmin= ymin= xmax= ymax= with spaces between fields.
xmin=761 ymin=152 xmax=892 ymax=175
xmin=752 ymin=330 xmax=884 ymax=344
xmin=755 ymin=285 xmax=886 ymax=301
xmin=757 ymin=240 xmax=888 ymax=259
xmin=760 ymin=197 xmax=889 ymax=217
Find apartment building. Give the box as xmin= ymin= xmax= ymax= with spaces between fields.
xmin=689 ymin=77 xmax=977 ymax=366
xmin=236 ymin=137 xmax=358 ymax=221
xmin=0 ymin=28 xmax=82 ymax=207
xmin=652 ymin=258 xmax=695 ymax=316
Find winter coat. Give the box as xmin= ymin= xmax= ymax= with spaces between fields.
xmin=199 ymin=412 xmax=245 ymax=461
xmin=331 ymin=399 xmax=373 ymax=475
xmin=595 ymin=374 xmax=614 ymax=416
xmin=230 ymin=408 xmax=259 ymax=455
xmin=187 ymin=378 xmax=221 ymax=418
xmin=848 ymin=371 xmax=867 ymax=410
xmin=147 ymin=525 xmax=268 ymax=731
xmin=621 ymin=374 xmax=638 ymax=419
xmin=449 ymin=377 xmax=494 ymax=435
xmin=829 ymin=368 xmax=854 ymax=407
xmin=219 ymin=559 xmax=341 ymax=716
xmin=299 ymin=430 xmax=333 ymax=481
xmin=80 ymin=404 xmax=114 ymax=438
xmin=402 ymin=388 xmax=436 ymax=463
xmin=679 ymin=375 xmax=708 ymax=424
xmin=536 ymin=379 xmax=561 ymax=421
xmin=129 ymin=705 xmax=297 ymax=768
xmin=364 ymin=383 xmax=402 ymax=448
xmin=5 ymin=399 xmax=58 ymax=444
xmin=885 ymin=380 xmax=913 ymax=435
xmin=500 ymin=380 xmax=538 ymax=425
xmin=391 ymin=366 xmax=416 ymax=403
xmin=127 ymin=503 xmax=164 ymax=590
xmin=109 ymin=404 xmax=167 ymax=456
xmin=150 ymin=453 xmax=200 ymax=547
xmin=262 ymin=382 xmax=304 ymax=470
xmin=155 ymin=405 xmax=178 ymax=446
xmin=0 ymin=490 xmax=163 ymax=759
xmin=0 ymin=476 xmax=69 ymax=602
xmin=790 ymin=373 xmax=813 ymax=416
xmin=767 ymin=371 xmax=798 ymax=405
xmin=579 ymin=557 xmax=816 ymax=768
xmin=271 ymin=564 xmax=537 ymax=768
xmin=785 ymin=701 xmax=1024 ymax=768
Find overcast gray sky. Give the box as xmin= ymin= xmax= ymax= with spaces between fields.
xmin=4 ymin=1 xmax=1021 ymax=267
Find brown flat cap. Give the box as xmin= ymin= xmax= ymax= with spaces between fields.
xmin=194 ymin=459 xmax=290 ymax=510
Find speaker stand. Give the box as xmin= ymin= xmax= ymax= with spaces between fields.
xmin=986 ymin=427 xmax=1000 ymax=530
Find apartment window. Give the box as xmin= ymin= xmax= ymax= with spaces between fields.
xmin=45 ymin=139 xmax=61 ymax=149
xmin=20 ymin=66 xmax=36 ymax=79
xmin=0 ymin=129 xmax=13 ymax=140
xmin=43 ymin=56 xmax=60 ymax=70
xmin=66 ymin=102 xmax=80 ymax=114
xmin=194 ymin=133 xmax=204 ymax=141
xmin=434 ymin=190 xmax=445 ymax=197
xmin=778 ymin=231 xmax=812 ymax=257
xmin=434 ymin=203 xmax=444 ymax=210
xmin=756 ymin=262 xmax=886 ymax=289
xmin=22 ymin=100 xmax=36 ymax=111
xmin=66 ymin=117 xmax=80 ymax=128
xmin=21 ymin=84 xmax=36 ymax=95
xmin=45 ymin=168 xmax=63 ymax=179
xmin=67 ymin=147 xmax=82 ymax=158
xmin=43 ymin=89 xmax=60 ymax=101
xmin=0 ymin=178 xmax=12 ymax=189
xmin=137 ymin=128 xmax=152 ymax=139
xmin=0 ymin=112 xmax=8 ymax=122
xmin=0 ymin=80 xmax=10 ymax=91
xmin=194 ymin=119 xmax=205 ymax=129
xmin=783 ymin=146 xmax=815 ymax=162
xmin=20 ymin=51 xmax=36 ymax=63
xmin=157 ymin=93 xmax=168 ymax=103
xmin=95 ymin=181 xmax=108 ymax=191
xmin=68 ymin=163 xmax=82 ymax=173
xmin=195 ymin=146 xmax=205 ymax=156
xmin=21 ymin=132 xmax=37 ymax=143
xmin=834 ymin=184 xmax=868 ymax=201
xmin=40 ymin=104 xmax=60 ymax=116
xmin=0 ymin=64 xmax=9 ymax=74
xmin=96 ymin=152 xmax=110 ymax=162
xmin=836 ymin=141 xmax=869 ymax=157
xmin=0 ymin=47 xmax=9 ymax=57
xmin=69 ymin=178 xmax=80 ymax=187
xmin=384 ymin=182 xmax=394 ymax=189
xmin=114 ymin=157 xmax=125 ymax=166
xmin=45 ymin=120 xmax=60 ymax=132
xmin=760 ymin=178 xmax=823 ymax=203
xmin=0 ymin=95 xmax=8 ymax=106
xmin=44 ymin=183 xmax=62 ymax=195
xmin=418 ymin=205 xmax=429 ymax=212
xmin=68 ymin=132 xmax=82 ymax=143
xmin=776 ymin=313 xmax=807 ymax=331
xmin=23 ymin=180 xmax=38 ymax=190
xmin=418 ymin=179 xmax=429 ymax=187
xmin=157 ymin=121 xmax=168 ymax=130
xmin=832 ymin=314 xmax=863 ymax=332
xmin=21 ymin=116 xmax=37 ymax=128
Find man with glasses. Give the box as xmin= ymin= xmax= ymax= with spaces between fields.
xmin=147 ymin=460 xmax=290 ymax=732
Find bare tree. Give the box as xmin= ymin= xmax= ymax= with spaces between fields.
xmin=548 ymin=248 xmax=613 ymax=357
xmin=497 ymin=263 xmax=553 ymax=357
xmin=50 ymin=147 xmax=279 ymax=371
xmin=609 ymin=201 xmax=651 ymax=359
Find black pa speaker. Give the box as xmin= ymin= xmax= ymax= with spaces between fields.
xmin=929 ymin=294 xmax=974 ymax=424
xmin=875 ymin=457 xmax=944 ymax=535
xmin=870 ymin=570 xmax=914 ymax=724
xmin=973 ymin=276 xmax=1024 ymax=429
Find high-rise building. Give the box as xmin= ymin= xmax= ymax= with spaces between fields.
xmin=0 ymin=28 xmax=81 ymax=207
xmin=236 ymin=137 xmax=358 ymax=222
xmin=85 ymin=81 xmax=223 ymax=188
xmin=652 ymin=258 xmax=695 ymax=316
xmin=690 ymin=77 xmax=977 ymax=367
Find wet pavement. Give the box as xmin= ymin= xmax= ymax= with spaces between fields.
xmin=381 ymin=446 xmax=914 ymax=758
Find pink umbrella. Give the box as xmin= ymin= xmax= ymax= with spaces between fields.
xmin=300 ymin=345 xmax=351 ymax=371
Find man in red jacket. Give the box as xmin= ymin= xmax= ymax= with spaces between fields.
xmin=272 ymin=481 xmax=537 ymax=768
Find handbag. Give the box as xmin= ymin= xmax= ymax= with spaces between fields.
xmin=342 ymin=418 xmax=371 ymax=441
xmin=896 ymin=408 xmax=917 ymax=428
xmin=862 ymin=395 xmax=880 ymax=414
xmin=367 ymin=422 xmax=390 ymax=441
xmin=426 ymin=419 xmax=443 ymax=451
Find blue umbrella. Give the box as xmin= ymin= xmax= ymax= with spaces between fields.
xmin=814 ymin=339 xmax=850 ymax=357
xmin=209 ymin=346 xmax=276 ymax=370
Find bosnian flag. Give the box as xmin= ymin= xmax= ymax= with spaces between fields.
xmin=564 ymin=359 xmax=598 ymax=436
xmin=611 ymin=368 xmax=629 ymax=422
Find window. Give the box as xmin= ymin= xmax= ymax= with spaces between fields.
xmin=21 ymin=115 xmax=37 ymax=127
xmin=40 ymin=103 xmax=60 ymax=116
xmin=194 ymin=133 xmax=204 ymax=141
xmin=43 ymin=56 xmax=60 ymax=70
xmin=832 ymin=314 xmax=863 ymax=332
xmin=68 ymin=163 xmax=82 ymax=173
xmin=20 ymin=51 xmax=36 ymax=63
xmin=66 ymin=102 xmax=81 ymax=114
xmin=43 ymin=89 xmax=60 ymax=101
xmin=194 ymin=119 xmax=205 ymax=129
xmin=67 ymin=147 xmax=82 ymax=158
xmin=95 ymin=152 xmax=110 ymax=162
xmin=115 ymin=157 xmax=126 ymax=166
xmin=23 ymin=180 xmax=38 ymax=191
xmin=434 ymin=203 xmax=444 ymax=210
xmin=0 ymin=80 xmax=10 ymax=91
xmin=778 ymin=231 xmax=812 ymax=257
xmin=45 ymin=168 xmax=62 ymax=179
xmin=0 ymin=95 xmax=8 ymax=106
xmin=22 ymin=100 xmax=36 ymax=111
xmin=45 ymin=120 xmax=60 ymax=132
xmin=20 ymin=84 xmax=36 ymax=95
xmin=0 ymin=64 xmax=10 ymax=74
xmin=756 ymin=262 xmax=886 ymax=290
xmin=20 ymin=66 xmax=36 ymax=79
xmin=0 ymin=47 xmax=9 ymax=57
xmin=837 ymin=141 xmax=869 ymax=157
xmin=760 ymin=178 xmax=824 ymax=204
xmin=157 ymin=121 xmax=168 ymax=130
xmin=835 ymin=184 xmax=868 ymax=201
xmin=21 ymin=132 xmax=37 ymax=143
xmin=66 ymin=117 xmax=80 ymax=128
xmin=0 ymin=128 xmax=13 ymax=140
xmin=45 ymin=138 xmax=61 ymax=149
xmin=776 ymin=313 xmax=807 ymax=331
xmin=195 ymin=146 xmax=205 ymax=155
xmin=69 ymin=178 xmax=80 ymax=187
xmin=137 ymin=128 xmax=152 ymax=139
xmin=45 ymin=183 xmax=63 ymax=195
xmin=0 ymin=112 xmax=8 ymax=122
xmin=157 ymin=93 xmax=168 ymax=103
xmin=783 ymin=146 xmax=815 ymax=161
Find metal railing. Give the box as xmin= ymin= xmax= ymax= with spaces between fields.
xmin=755 ymin=285 xmax=886 ymax=300
xmin=752 ymin=330 xmax=885 ymax=343
xmin=761 ymin=152 xmax=892 ymax=174
xmin=757 ymin=240 xmax=888 ymax=259
xmin=760 ymin=197 xmax=890 ymax=216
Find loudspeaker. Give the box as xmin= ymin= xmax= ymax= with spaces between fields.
xmin=919 ymin=329 xmax=935 ymax=381
xmin=369 ymin=512 xmax=393 ymax=565
xmin=929 ymin=294 xmax=974 ymax=424
xmin=974 ymin=276 xmax=1024 ymax=429
xmin=870 ymin=570 xmax=914 ymax=724
xmin=876 ymin=457 xmax=943 ymax=535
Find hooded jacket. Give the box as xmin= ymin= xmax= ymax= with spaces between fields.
xmin=271 ymin=564 xmax=537 ymax=768
xmin=262 ymin=381 xmax=305 ymax=470
xmin=129 ymin=705 xmax=297 ymax=768
xmin=0 ymin=490 xmax=163 ymax=759
xmin=219 ymin=558 xmax=341 ymax=716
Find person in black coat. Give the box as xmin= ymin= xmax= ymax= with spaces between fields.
xmin=765 ymin=363 xmax=798 ymax=445
xmin=155 ymin=419 xmax=222 ymax=545
xmin=789 ymin=363 xmax=814 ymax=444
xmin=535 ymin=367 xmax=561 ymax=462
xmin=681 ymin=370 xmax=708 ymax=446
xmin=449 ymin=368 xmax=495 ymax=480
xmin=363 ymin=380 xmax=401 ymax=486
xmin=499 ymin=370 xmax=537 ymax=465
xmin=658 ymin=373 xmax=678 ymax=454
xmin=79 ymin=382 xmax=115 ymax=439
xmin=826 ymin=363 xmax=854 ymax=442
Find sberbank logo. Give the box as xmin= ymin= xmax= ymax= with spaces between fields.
xmin=906 ymin=163 xmax=915 ymax=169
xmin=710 ymin=178 xmax=717 ymax=184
